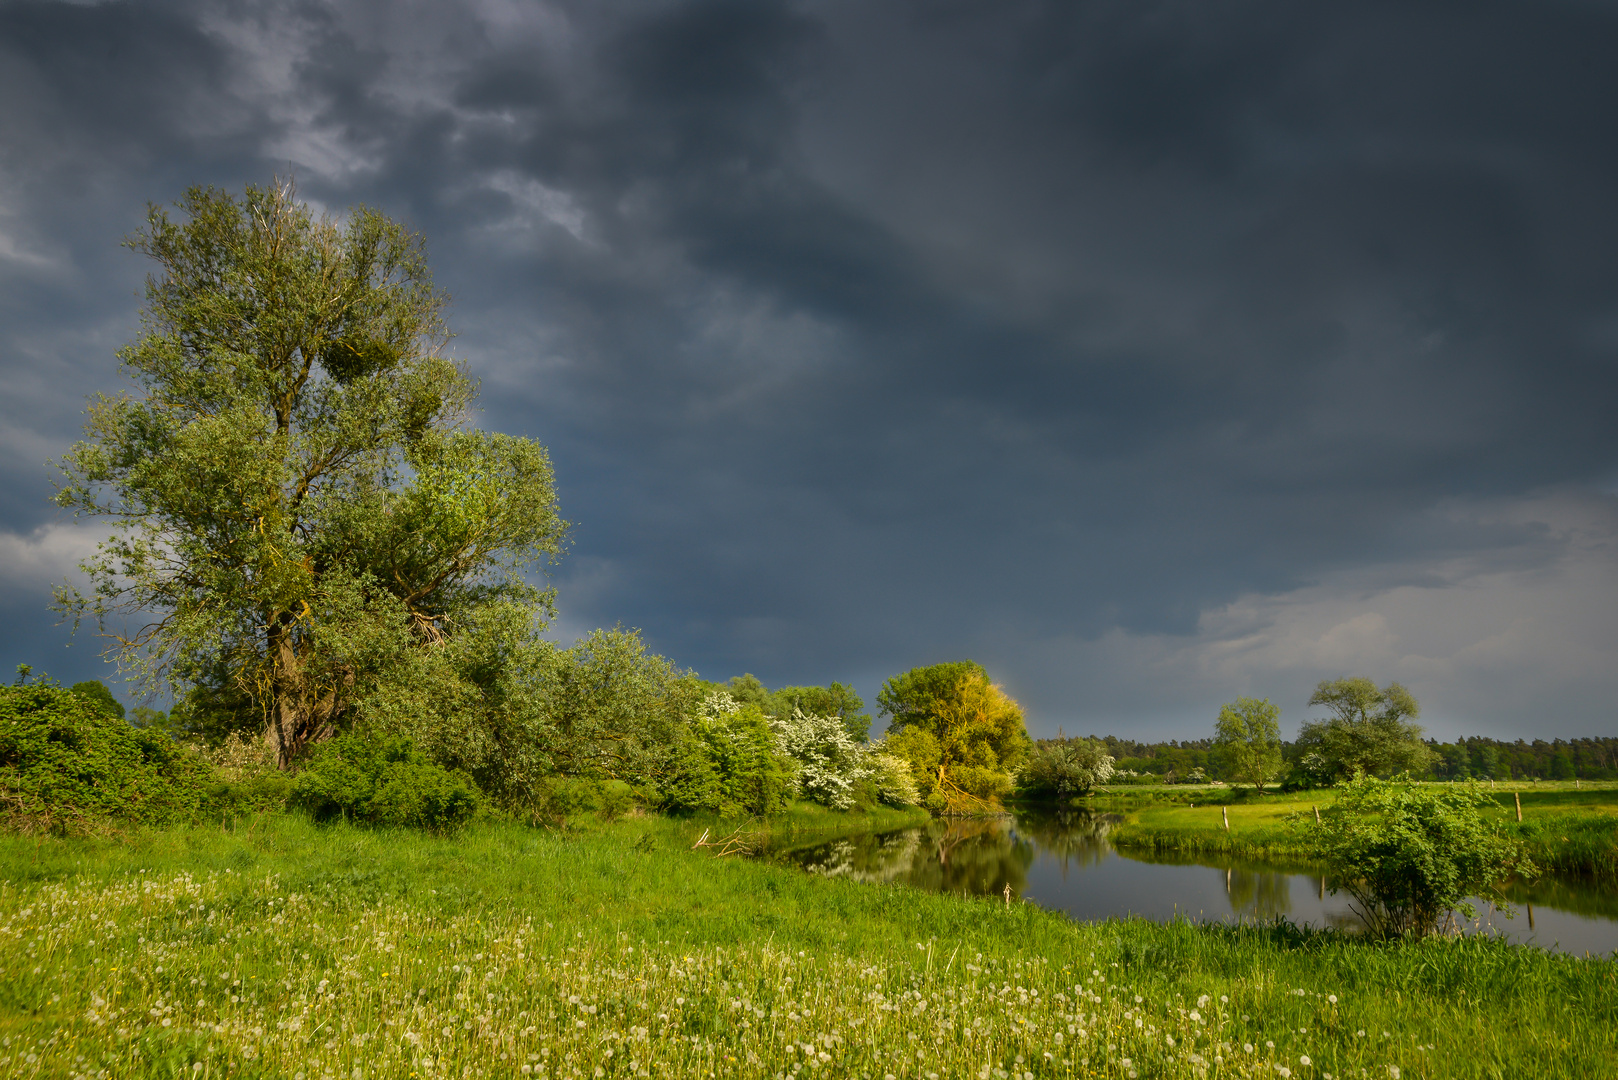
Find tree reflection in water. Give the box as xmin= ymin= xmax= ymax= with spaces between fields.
xmin=771 ymin=817 xmax=1035 ymax=898
xmin=1008 ymin=807 xmax=1118 ymax=877
xmin=768 ymin=808 xmax=1125 ymax=900
xmin=1224 ymin=867 xmax=1293 ymax=919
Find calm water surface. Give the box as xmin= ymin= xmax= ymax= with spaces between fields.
xmin=763 ymin=809 xmax=1618 ymax=956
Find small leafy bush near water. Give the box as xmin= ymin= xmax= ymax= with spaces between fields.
xmin=1019 ymin=738 xmax=1116 ymax=800
xmin=1307 ymin=775 xmax=1534 ymax=938
xmin=0 ymin=683 xmax=212 ymax=833
xmin=291 ymin=733 xmax=481 ymax=831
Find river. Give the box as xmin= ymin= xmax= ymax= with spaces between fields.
xmin=762 ymin=808 xmax=1618 ymax=956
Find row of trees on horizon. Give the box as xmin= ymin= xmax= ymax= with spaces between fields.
xmin=1042 ymin=675 xmax=1617 ymax=786
xmin=1065 ymin=732 xmax=1618 ymax=785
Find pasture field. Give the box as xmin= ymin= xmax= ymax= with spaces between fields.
xmin=0 ymin=813 xmax=1613 ymax=1079
xmin=1102 ymin=782 xmax=1618 ymax=879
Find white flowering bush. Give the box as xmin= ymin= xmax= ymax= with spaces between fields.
xmin=697 ymin=690 xmax=741 ymax=724
xmin=765 ymin=703 xmax=918 ymax=810
xmin=769 ymin=707 xmax=870 ymax=809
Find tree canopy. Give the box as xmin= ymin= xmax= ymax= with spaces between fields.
xmin=724 ymin=674 xmax=872 ymax=741
xmin=68 ymin=680 xmax=124 ymax=721
xmin=879 ymin=661 xmax=1029 ymax=814
xmin=1018 ymin=737 xmax=1114 ymax=800
xmin=54 ymin=181 xmax=566 ymax=766
xmin=1213 ymin=696 xmax=1283 ymax=790
xmin=1295 ymin=677 xmax=1433 ymax=783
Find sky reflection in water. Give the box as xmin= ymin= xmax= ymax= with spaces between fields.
xmin=765 ymin=809 xmax=1618 ymax=957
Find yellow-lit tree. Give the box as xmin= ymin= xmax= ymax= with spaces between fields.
xmin=879 ymin=661 xmax=1029 ymax=814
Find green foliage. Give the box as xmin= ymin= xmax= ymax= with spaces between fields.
xmin=879 ymin=663 xmax=1030 ymax=814
xmin=663 ymin=693 xmax=796 ymax=817
xmin=291 ymin=733 xmax=481 ymax=832
xmin=69 ymin=680 xmax=124 ymax=720
xmin=522 ymin=776 xmax=640 ymax=828
xmin=723 ymin=674 xmax=771 ymax=712
xmin=1306 ymin=776 xmax=1534 ymax=939
xmin=1294 ymin=677 xmax=1434 ymax=784
xmin=54 ymin=180 xmax=565 ymax=767
xmin=0 ymin=684 xmax=212 ymax=832
xmin=1017 ymin=738 xmax=1115 ymax=800
xmin=166 ymin=666 xmax=263 ymax=745
xmin=1213 ymin=696 xmax=1283 ymax=790
xmin=722 ymin=675 xmax=873 ymax=741
xmin=208 ymin=769 xmax=295 ymax=816
xmin=525 ymin=628 xmax=698 ymax=795
xmin=876 ymin=660 xmax=986 ymax=732
xmin=769 ymin=683 xmax=872 ymax=741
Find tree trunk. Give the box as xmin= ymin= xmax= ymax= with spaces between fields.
xmin=264 ymin=619 xmax=341 ymax=769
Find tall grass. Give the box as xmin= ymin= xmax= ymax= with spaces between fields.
xmin=0 ymin=814 xmax=1612 ymax=1078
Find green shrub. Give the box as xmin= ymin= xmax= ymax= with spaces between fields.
xmin=1018 ymin=738 xmax=1115 ymax=800
xmin=68 ymin=679 xmax=125 ymax=720
xmin=1306 ymin=775 xmax=1534 ymax=938
xmin=520 ymin=776 xmax=643 ymax=827
xmin=207 ymin=769 xmax=295 ymax=815
xmin=292 ymin=733 xmax=482 ymax=832
xmin=0 ymin=684 xmax=212 ymax=832
xmin=662 ymin=694 xmax=794 ymax=817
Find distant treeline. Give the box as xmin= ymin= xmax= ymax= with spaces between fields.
xmin=1039 ymin=734 xmax=1618 ymax=783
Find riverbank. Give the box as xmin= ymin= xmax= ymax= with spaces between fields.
xmin=0 ymin=813 xmax=1613 ymax=1078
xmin=1099 ymin=782 xmax=1618 ymax=880
xmin=676 ymin=798 xmax=931 ymax=839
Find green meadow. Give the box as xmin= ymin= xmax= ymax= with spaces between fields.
xmin=1 ymin=812 xmax=1615 ymax=1080
xmin=1101 ymin=782 xmax=1618 ymax=880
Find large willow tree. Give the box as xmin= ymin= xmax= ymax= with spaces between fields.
xmin=55 ymin=181 xmax=566 ymax=767
xmin=879 ymin=661 xmax=1030 ymax=814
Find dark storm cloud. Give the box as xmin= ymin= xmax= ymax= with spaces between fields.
xmin=1 ymin=0 xmax=1615 ymax=733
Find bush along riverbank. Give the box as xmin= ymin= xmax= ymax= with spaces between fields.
xmin=1100 ymin=784 xmax=1618 ymax=882
xmin=1 ymin=814 xmax=1615 ymax=1079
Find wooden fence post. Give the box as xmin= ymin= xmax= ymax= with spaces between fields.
xmin=1514 ymin=791 xmax=1523 ymax=823
xmin=1222 ymin=806 xmax=1230 ymax=831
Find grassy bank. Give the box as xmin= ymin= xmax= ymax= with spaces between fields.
xmin=0 ymin=813 xmax=1614 ymax=1078
xmin=1102 ymin=783 xmax=1618 ymax=880
xmin=674 ymin=799 xmax=930 ymax=840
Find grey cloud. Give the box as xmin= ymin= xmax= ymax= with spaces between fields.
xmin=1 ymin=0 xmax=1615 ymax=733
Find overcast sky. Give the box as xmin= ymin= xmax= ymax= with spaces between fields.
xmin=2 ymin=0 xmax=1615 ymax=741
